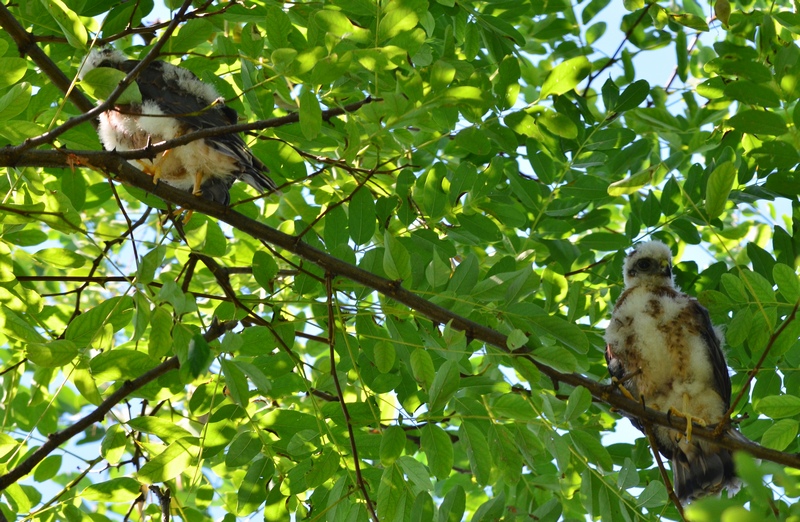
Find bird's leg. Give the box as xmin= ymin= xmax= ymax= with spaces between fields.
xmin=150 ymin=148 xmax=175 ymax=185
xmin=192 ymin=171 xmax=203 ymax=197
xmin=609 ymin=368 xmax=642 ymax=402
xmin=177 ymin=172 xmax=205 ymax=224
xmin=667 ymin=393 xmax=706 ymax=442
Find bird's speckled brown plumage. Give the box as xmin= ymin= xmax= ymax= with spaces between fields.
xmin=605 ymin=240 xmax=741 ymax=503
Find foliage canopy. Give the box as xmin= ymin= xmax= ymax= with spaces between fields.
xmin=0 ymin=0 xmax=799 ymax=520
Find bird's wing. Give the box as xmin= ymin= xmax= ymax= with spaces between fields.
xmin=689 ymin=299 xmax=732 ymax=407
xmin=120 ymin=60 xmax=275 ymax=193
xmin=118 ymin=61 xmax=230 ymax=128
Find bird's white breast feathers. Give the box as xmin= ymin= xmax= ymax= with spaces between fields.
xmin=605 ymin=286 xmax=725 ymax=425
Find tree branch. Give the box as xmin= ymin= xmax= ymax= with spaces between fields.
xmin=722 ymin=299 xmax=800 ymax=423
xmin=2 ymin=150 xmax=799 ymax=471
xmin=326 ymin=273 xmax=379 ymax=521
xmin=0 ymin=357 xmax=180 ymax=491
xmin=72 ymin=152 xmax=800 ymax=468
xmin=0 ymin=2 xmax=94 ymax=114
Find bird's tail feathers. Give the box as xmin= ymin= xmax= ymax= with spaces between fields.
xmin=672 ymin=443 xmax=739 ymax=504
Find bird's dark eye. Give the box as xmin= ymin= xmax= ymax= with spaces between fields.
xmin=636 ymin=259 xmax=652 ymax=271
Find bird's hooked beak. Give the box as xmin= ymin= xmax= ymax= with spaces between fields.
xmin=660 ymin=259 xmax=672 ymax=278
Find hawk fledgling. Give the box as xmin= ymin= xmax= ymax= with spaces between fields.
xmin=604 ymin=240 xmax=740 ymax=503
xmin=79 ymin=48 xmax=276 ymax=206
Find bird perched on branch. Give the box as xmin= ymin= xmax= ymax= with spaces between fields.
xmin=604 ymin=240 xmax=740 ymax=503
xmin=78 ymin=47 xmax=276 ymax=208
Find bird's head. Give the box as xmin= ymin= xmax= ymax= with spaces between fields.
xmin=623 ymin=240 xmax=674 ymax=289
xmin=78 ymin=48 xmax=128 ymax=80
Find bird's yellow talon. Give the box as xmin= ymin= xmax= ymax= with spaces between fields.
xmin=668 ymin=394 xmax=707 ymax=442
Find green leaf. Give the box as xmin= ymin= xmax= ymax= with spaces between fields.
xmin=756 ymin=395 xmax=800 ymax=418
xmin=137 ymin=245 xmax=165 ymax=285
xmin=570 ymin=430 xmax=613 ymax=471
xmin=377 ymin=464 xmax=406 ymax=521
xmin=740 ymin=269 xmax=774 ymax=303
xmin=760 ymin=419 xmax=798 ymax=451
xmin=410 ymin=348 xmax=435 ymax=390
xmin=564 ymin=386 xmax=592 ymax=422
xmin=724 ymin=80 xmax=781 ymax=108
xmin=637 ymin=480 xmax=668 ymax=508
xmin=614 ymin=79 xmax=650 ymax=112
xmin=65 ymin=296 xmax=134 ymax=348
xmin=706 ymin=161 xmax=736 ymax=219
xmin=220 ymin=358 xmax=250 ymax=407
xmin=41 ymin=0 xmax=88 ymax=47
xmin=0 ymin=82 xmax=32 ymax=121
xmin=421 ymin=424 xmax=453 ymax=480
xmin=383 ymin=231 xmax=411 ymax=281
xmin=374 ymin=340 xmax=396 ymax=373
xmin=526 ymin=312 xmax=589 ymax=353
xmin=127 ymin=417 xmax=192 ymax=444
xmin=506 ymin=329 xmax=528 ymax=350
xmin=32 ymin=248 xmax=85 ymax=269
xmin=81 ymin=477 xmax=142 ymax=503
xmin=380 ymin=425 xmax=406 ymax=466
xmin=773 ymin=264 xmax=800 ymax=303
xmin=299 ymin=88 xmax=321 ymax=139
xmin=428 ymin=360 xmax=460 ymax=412
xmin=0 ymin=58 xmax=27 ymax=90
xmin=306 ymin=448 xmax=340 ymax=488
xmin=33 ymin=455 xmax=62 ymax=483
xmin=237 ymin=456 xmax=274 ymax=515
xmin=90 ymin=349 xmax=159 ymax=383
xmin=669 ymin=13 xmax=709 ymax=31
xmin=26 ymin=340 xmax=78 ymax=368
xmin=137 ymin=438 xmax=197 ymax=484
xmin=721 ymin=273 xmax=748 ymax=302
xmin=187 ymin=333 xmax=212 ymax=378
xmin=540 ymin=56 xmax=591 ymax=98
xmin=531 ymin=345 xmax=577 ymax=373
xmin=232 ymin=360 xmax=273 ymax=395
xmin=253 ymin=251 xmax=278 ymax=290
xmin=438 ymin=485 xmax=466 ymax=522
xmin=349 ymin=188 xmax=376 ymax=245
xmin=148 ymin=306 xmax=173 ymax=359
xmin=459 ymin=421 xmax=492 ymax=485
xmin=607 ymin=169 xmax=652 ymax=196
xmin=727 ymin=110 xmax=787 ymax=136
xmin=80 ymin=67 xmax=141 ymax=104
xmin=226 ymin=431 xmax=263 ymax=467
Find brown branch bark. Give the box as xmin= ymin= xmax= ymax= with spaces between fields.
xmin=0 ymin=145 xmax=798 ymax=472
xmin=2 ymin=150 xmax=799 ymax=472
xmin=0 ymin=316 xmax=242 ymax=491
xmin=582 ymin=3 xmax=655 ymax=96
xmin=0 ymin=357 xmax=180 ymax=491
xmin=326 ymin=273 xmax=379 ymax=521
xmin=0 ymin=2 xmax=94 ymax=114
xmin=722 ymin=299 xmax=800 ymax=423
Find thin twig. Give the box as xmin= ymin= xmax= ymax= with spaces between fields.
xmin=0 ymin=357 xmax=180 ymax=491
xmin=719 ymin=299 xmax=800 ymax=429
xmin=326 ymin=273 xmax=379 ymax=522
xmin=149 ymin=485 xmax=171 ymax=521
xmin=582 ymin=3 xmax=655 ymax=96
xmin=643 ymin=423 xmax=686 ymax=521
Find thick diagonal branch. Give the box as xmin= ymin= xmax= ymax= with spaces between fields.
xmin=2 ymin=151 xmax=799 ymax=487
xmin=47 ymin=152 xmax=800 ymax=470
